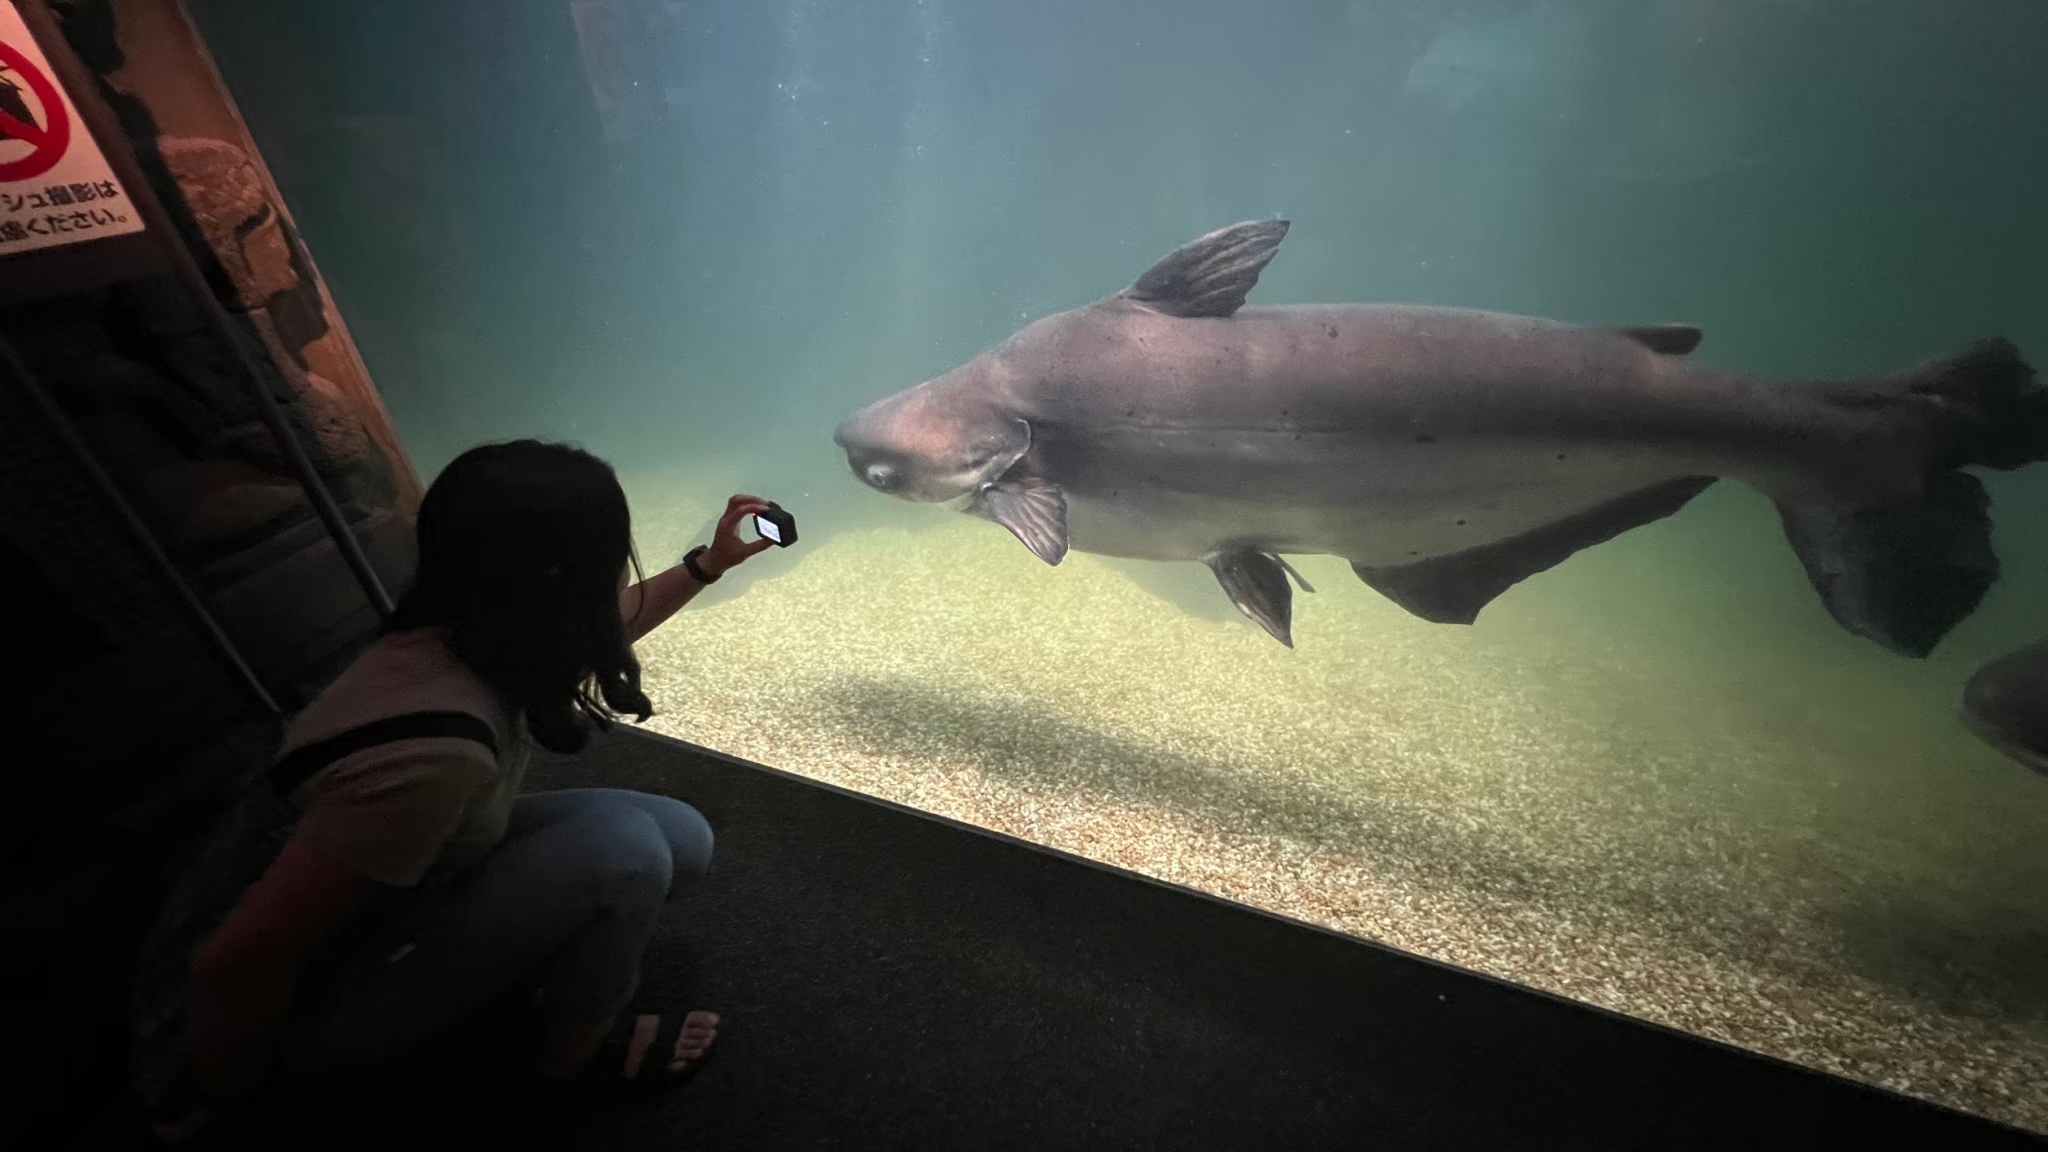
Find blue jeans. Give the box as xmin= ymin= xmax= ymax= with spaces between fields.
xmin=282 ymin=788 xmax=714 ymax=1072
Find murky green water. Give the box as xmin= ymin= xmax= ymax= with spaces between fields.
xmin=188 ymin=0 xmax=2048 ymax=1127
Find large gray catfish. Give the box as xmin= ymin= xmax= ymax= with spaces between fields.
xmin=1963 ymin=640 xmax=2048 ymax=774
xmin=833 ymin=220 xmax=2045 ymax=655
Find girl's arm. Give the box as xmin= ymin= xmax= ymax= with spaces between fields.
xmin=621 ymin=494 xmax=779 ymax=644
xmin=185 ymin=829 xmax=386 ymax=1102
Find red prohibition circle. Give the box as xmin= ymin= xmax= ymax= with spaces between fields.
xmin=0 ymin=39 xmax=72 ymax=183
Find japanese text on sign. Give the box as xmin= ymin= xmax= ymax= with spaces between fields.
xmin=0 ymin=1 xmax=145 ymax=256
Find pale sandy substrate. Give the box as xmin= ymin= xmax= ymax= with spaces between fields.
xmin=628 ymin=498 xmax=2048 ymax=1131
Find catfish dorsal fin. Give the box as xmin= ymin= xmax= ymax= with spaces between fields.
xmin=1616 ymin=324 xmax=1704 ymax=355
xmin=1120 ymin=220 xmax=1290 ymax=319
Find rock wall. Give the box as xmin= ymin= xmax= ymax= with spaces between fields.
xmin=1 ymin=0 xmax=435 ymax=998
xmin=5 ymin=1 xmax=433 ymax=1122
xmin=2 ymin=0 xmax=419 ymax=751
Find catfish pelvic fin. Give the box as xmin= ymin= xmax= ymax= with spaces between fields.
xmin=1121 ymin=220 xmax=1290 ymax=319
xmin=1205 ymin=547 xmax=1309 ymax=647
xmin=979 ymin=478 xmax=1069 ymax=566
xmin=1275 ymin=555 xmax=1315 ymax=594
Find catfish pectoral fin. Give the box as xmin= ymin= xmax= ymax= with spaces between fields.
xmin=979 ymin=479 xmax=1069 ymax=566
xmin=1204 ymin=548 xmax=1303 ymax=647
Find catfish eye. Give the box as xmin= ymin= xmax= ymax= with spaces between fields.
xmin=852 ymin=455 xmax=903 ymax=491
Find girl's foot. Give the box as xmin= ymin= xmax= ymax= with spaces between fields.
xmin=542 ymin=1008 xmax=721 ymax=1093
xmin=615 ymin=1009 xmax=719 ymax=1079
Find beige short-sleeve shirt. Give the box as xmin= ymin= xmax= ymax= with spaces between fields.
xmin=282 ymin=628 xmax=532 ymax=887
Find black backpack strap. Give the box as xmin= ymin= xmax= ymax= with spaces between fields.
xmin=268 ymin=710 xmax=499 ymax=797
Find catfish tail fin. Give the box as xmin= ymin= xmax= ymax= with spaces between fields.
xmin=1776 ymin=337 xmax=2040 ymax=657
xmin=1909 ymin=337 xmax=2047 ymax=470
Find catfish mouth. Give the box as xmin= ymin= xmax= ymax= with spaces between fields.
xmin=833 ymin=385 xmax=1028 ymax=503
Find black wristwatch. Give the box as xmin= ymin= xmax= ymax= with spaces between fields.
xmin=683 ymin=546 xmax=721 ymax=584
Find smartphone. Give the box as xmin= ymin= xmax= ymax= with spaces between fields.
xmin=752 ymin=502 xmax=798 ymax=547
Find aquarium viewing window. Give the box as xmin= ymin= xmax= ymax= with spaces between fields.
xmin=181 ymin=0 xmax=2048 ymax=1131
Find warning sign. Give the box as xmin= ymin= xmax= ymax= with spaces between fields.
xmin=0 ymin=1 xmax=143 ymax=256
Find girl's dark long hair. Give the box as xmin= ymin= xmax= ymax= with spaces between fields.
xmin=388 ymin=439 xmax=651 ymax=753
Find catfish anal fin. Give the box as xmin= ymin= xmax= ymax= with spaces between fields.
xmin=1205 ymin=547 xmax=1307 ymax=647
xmin=1121 ymin=220 xmax=1290 ymax=319
xmin=1355 ymin=477 xmax=1717 ymax=625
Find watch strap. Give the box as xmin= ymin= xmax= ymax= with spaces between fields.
xmin=684 ymin=545 xmax=721 ymax=584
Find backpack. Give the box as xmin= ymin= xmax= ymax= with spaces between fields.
xmin=129 ymin=711 xmax=497 ymax=1114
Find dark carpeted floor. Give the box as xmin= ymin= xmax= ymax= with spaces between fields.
xmin=103 ymin=726 xmax=2036 ymax=1150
